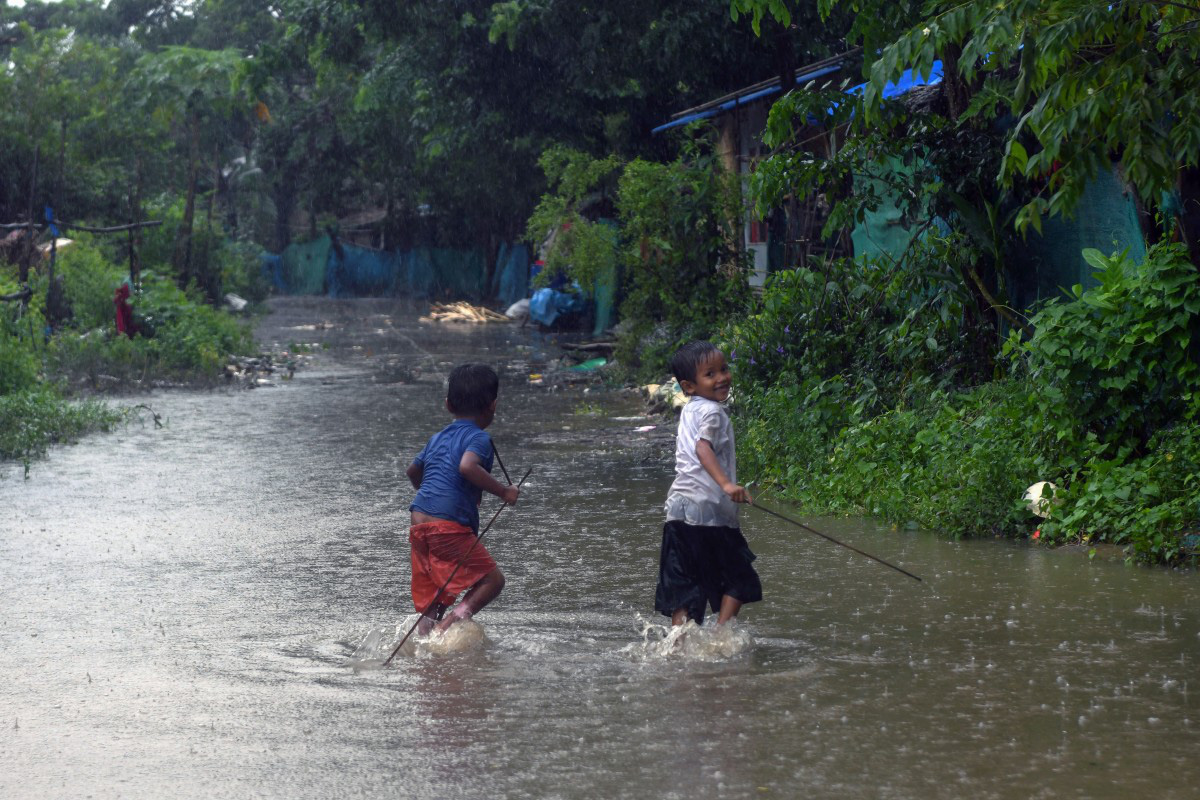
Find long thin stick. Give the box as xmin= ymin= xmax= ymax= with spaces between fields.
xmin=748 ymin=502 xmax=922 ymax=583
xmin=382 ymin=466 xmax=531 ymax=666
xmin=493 ymin=444 xmax=512 ymax=485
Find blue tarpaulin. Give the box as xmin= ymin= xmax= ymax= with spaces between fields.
xmin=529 ymin=287 xmax=586 ymax=327
xmin=492 ymin=243 xmax=532 ymax=306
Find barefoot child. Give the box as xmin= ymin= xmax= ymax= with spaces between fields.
xmin=655 ymin=341 xmax=761 ymax=626
xmin=407 ymin=363 xmax=519 ymax=635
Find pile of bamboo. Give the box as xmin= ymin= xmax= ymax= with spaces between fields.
xmin=419 ymin=302 xmax=511 ymax=324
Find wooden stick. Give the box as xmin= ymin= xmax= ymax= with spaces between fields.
xmin=0 ymin=219 xmax=162 ymax=233
xmin=748 ymin=502 xmax=923 ymax=583
xmin=1 ymin=287 xmax=33 ymax=303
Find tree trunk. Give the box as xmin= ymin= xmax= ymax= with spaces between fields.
xmin=273 ymin=168 xmax=294 ymax=254
xmin=771 ymin=20 xmax=796 ymax=99
xmin=940 ymin=44 xmax=971 ymax=120
xmin=201 ymin=145 xmax=220 ymax=303
xmin=129 ymin=156 xmax=143 ymax=288
xmin=1177 ymin=165 xmax=1200 ymax=269
xmin=20 ymin=144 xmax=39 ymax=285
xmin=173 ymin=115 xmax=200 ymax=289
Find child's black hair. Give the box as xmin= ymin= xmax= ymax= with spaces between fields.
xmin=669 ymin=341 xmax=721 ymax=385
xmin=447 ymin=363 xmax=500 ymax=415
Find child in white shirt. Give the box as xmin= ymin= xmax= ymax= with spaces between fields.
xmin=655 ymin=341 xmax=762 ymax=626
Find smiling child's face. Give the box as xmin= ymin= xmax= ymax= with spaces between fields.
xmin=682 ymin=350 xmax=731 ymax=403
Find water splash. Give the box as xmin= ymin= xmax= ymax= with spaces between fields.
xmin=622 ymin=615 xmax=753 ymax=662
xmin=348 ymin=615 xmax=487 ymax=669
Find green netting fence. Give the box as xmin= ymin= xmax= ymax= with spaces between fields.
xmin=848 ymin=164 xmax=1147 ymax=311
xmin=262 ymin=237 xmax=531 ymax=303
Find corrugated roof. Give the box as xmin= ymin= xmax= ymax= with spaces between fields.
xmin=652 ymin=53 xmax=944 ymax=134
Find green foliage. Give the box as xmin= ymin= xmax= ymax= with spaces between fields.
xmin=1038 ymin=423 xmax=1200 ymax=563
xmin=736 ymin=373 xmax=852 ymax=496
xmin=727 ymin=239 xmax=992 ymax=419
xmin=826 ymin=382 xmax=1053 ymax=535
xmin=0 ymin=329 xmax=41 ymax=396
xmin=138 ymin=276 xmax=252 ymax=374
xmin=525 ymin=146 xmax=622 ymax=291
xmin=56 ymin=238 xmax=127 ymax=330
xmin=735 ymin=0 xmax=1200 ymax=244
xmin=46 ymin=267 xmax=252 ymax=388
xmin=735 ymin=241 xmax=1200 ymax=563
xmin=740 ymin=377 xmax=1053 ymax=536
xmin=217 ymin=239 xmax=270 ymax=304
xmin=0 ymin=387 xmax=121 ymax=472
xmin=527 ymin=136 xmax=751 ymax=380
xmin=1008 ymin=244 xmax=1200 ymax=463
xmin=0 ymin=277 xmax=43 ymax=396
xmin=614 ymin=135 xmax=751 ymax=377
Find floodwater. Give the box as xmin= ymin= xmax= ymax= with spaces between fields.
xmin=2 ymin=296 xmax=1198 ymax=799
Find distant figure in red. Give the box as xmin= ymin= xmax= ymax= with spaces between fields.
xmin=114 ymin=282 xmax=136 ymax=337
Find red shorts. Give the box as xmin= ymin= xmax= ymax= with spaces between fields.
xmin=409 ymin=520 xmax=497 ymax=613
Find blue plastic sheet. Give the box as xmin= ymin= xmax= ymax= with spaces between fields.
xmin=529 ymin=287 xmax=586 ymax=326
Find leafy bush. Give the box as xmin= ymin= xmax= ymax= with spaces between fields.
xmin=735 ymin=373 xmax=854 ymax=496
xmin=0 ymin=294 xmax=43 ymax=396
xmin=56 ymin=237 xmax=127 ymax=330
xmin=614 ymin=140 xmax=751 ymax=378
xmin=0 ymin=329 xmax=41 ymax=395
xmin=217 ymin=239 xmax=271 ymax=304
xmin=820 ymin=382 xmax=1055 ymax=535
xmin=527 ymin=134 xmax=751 ymax=382
xmin=0 ymin=387 xmax=121 ymax=471
xmin=1008 ymin=243 xmax=1200 ymax=464
xmin=727 ymin=237 xmax=993 ymax=418
xmin=47 ymin=272 xmax=252 ymax=387
xmin=1038 ymin=423 xmax=1200 ymax=563
xmin=741 ymin=379 xmax=1053 ymax=537
xmin=139 ymin=196 xmax=268 ymax=304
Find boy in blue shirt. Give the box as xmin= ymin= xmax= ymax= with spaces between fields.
xmin=407 ymin=363 xmax=519 ymax=635
xmin=655 ymin=341 xmax=761 ymax=626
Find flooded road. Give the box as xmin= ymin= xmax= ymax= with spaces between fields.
xmin=2 ymin=296 xmax=1198 ymax=799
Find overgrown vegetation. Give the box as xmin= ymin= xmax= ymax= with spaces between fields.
xmin=0 ymin=388 xmax=122 ymax=475
xmin=526 ymin=136 xmax=750 ymax=382
xmin=710 ymin=0 xmax=1200 ymax=565
xmin=726 ymin=243 xmax=1200 ymax=564
xmin=1 ymin=234 xmax=257 ymax=472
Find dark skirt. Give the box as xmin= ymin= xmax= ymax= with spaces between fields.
xmin=654 ymin=519 xmax=762 ymax=623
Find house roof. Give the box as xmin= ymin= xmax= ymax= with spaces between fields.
xmin=653 ymin=51 xmax=944 ymax=134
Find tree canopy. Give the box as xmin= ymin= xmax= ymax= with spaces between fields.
xmin=1 ymin=0 xmax=830 ymax=256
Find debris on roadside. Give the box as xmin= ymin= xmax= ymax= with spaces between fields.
xmin=505 ymin=298 xmax=530 ymax=322
xmin=567 ymin=357 xmax=607 ymax=372
xmin=561 ymin=340 xmax=615 ymax=359
xmin=641 ymin=381 xmax=687 ymax=414
xmin=224 ymin=354 xmax=300 ymax=387
xmin=420 ymin=301 xmax=511 ymax=324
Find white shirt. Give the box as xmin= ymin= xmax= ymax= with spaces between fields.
xmin=664 ymin=396 xmax=738 ymax=528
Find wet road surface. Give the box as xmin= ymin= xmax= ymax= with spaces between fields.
xmin=2 ymin=296 xmax=1198 ymax=799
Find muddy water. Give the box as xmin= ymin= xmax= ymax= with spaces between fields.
xmin=2 ymin=296 xmax=1197 ymax=799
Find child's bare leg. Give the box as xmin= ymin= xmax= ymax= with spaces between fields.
xmin=436 ymin=568 xmax=505 ymax=632
xmin=716 ymin=594 xmax=743 ymax=625
xmin=416 ymin=602 xmax=448 ymax=636
xmin=671 ymin=608 xmax=691 ymax=626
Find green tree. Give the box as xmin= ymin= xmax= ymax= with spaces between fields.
xmin=132 ymin=44 xmax=243 ymax=296
xmin=733 ymin=0 xmax=1200 ymax=265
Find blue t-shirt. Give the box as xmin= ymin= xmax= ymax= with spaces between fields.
xmin=409 ymin=419 xmax=494 ymax=531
